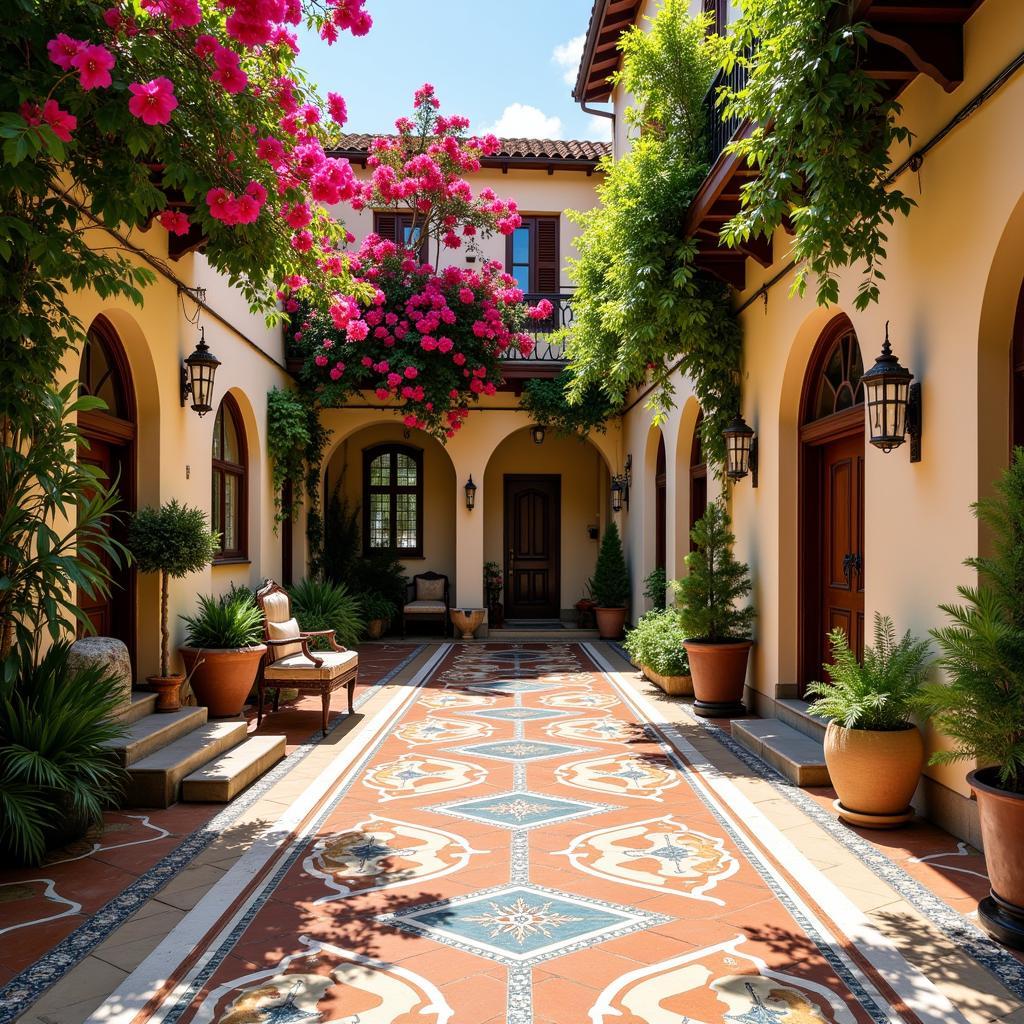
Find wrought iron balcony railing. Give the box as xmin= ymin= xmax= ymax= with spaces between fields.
xmin=504 ymin=290 xmax=574 ymax=363
xmin=705 ymin=48 xmax=752 ymax=169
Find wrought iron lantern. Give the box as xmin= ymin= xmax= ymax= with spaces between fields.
xmin=180 ymin=326 xmax=221 ymax=416
xmin=464 ymin=475 xmax=477 ymax=511
xmin=610 ymin=476 xmax=625 ymax=513
xmin=862 ymin=323 xmax=922 ymax=461
xmin=530 ymin=424 xmax=546 ymax=446
xmin=723 ymin=413 xmax=758 ymax=486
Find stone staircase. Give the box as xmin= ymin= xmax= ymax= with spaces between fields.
xmin=105 ymin=692 xmax=286 ymax=808
xmin=732 ymin=699 xmax=831 ymax=787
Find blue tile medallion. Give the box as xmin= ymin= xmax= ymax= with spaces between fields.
xmin=429 ymin=790 xmax=613 ymax=830
xmin=449 ymin=739 xmax=586 ymax=763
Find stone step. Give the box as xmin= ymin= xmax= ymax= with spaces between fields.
xmin=181 ymin=735 xmax=287 ymax=803
xmin=732 ymin=718 xmax=830 ymax=787
xmin=776 ymin=698 xmax=829 ymax=742
xmin=104 ymin=706 xmax=208 ymax=767
xmin=125 ymin=720 xmax=249 ymax=808
xmin=113 ymin=690 xmax=159 ymax=724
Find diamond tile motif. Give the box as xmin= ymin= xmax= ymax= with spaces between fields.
xmin=466 ymin=679 xmax=556 ymax=694
xmin=430 ymin=790 xmax=612 ymax=829
xmin=461 ymin=707 xmax=570 ymax=722
xmin=377 ymin=883 xmax=667 ymax=965
xmin=451 ymin=740 xmax=584 ymax=763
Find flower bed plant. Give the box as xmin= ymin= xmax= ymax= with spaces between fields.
xmin=624 ymin=609 xmax=689 ymax=677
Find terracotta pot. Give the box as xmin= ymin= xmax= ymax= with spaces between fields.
xmin=824 ymin=721 xmax=924 ymax=828
xmin=969 ymin=767 xmax=1024 ymax=949
xmin=641 ymin=664 xmax=693 ymax=697
xmin=179 ymin=645 xmax=266 ymax=718
xmin=366 ymin=618 xmax=386 ymax=640
xmin=683 ymin=640 xmax=752 ymax=717
xmin=450 ymin=608 xmax=485 ymax=639
xmin=595 ymin=606 xmax=627 ymax=640
xmin=146 ymin=674 xmax=184 ymax=712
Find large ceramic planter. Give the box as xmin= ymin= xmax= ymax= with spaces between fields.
xmin=147 ymin=674 xmax=184 ymax=712
xmin=366 ymin=618 xmax=387 ymax=640
xmin=595 ymin=606 xmax=627 ymax=640
xmin=641 ymin=664 xmax=693 ymax=697
xmin=825 ymin=722 xmax=923 ymax=828
xmin=450 ymin=608 xmax=486 ymax=639
xmin=682 ymin=640 xmax=752 ymax=718
xmin=969 ymin=767 xmax=1024 ymax=949
xmin=179 ymin=645 xmax=267 ymax=718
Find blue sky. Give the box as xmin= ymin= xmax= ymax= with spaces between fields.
xmin=295 ymin=0 xmax=612 ymax=142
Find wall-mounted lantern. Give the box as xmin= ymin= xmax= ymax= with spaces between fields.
xmin=530 ymin=424 xmax=546 ymax=446
xmin=610 ymin=454 xmax=632 ymax=513
xmin=610 ymin=476 xmax=625 ymax=513
xmin=862 ymin=322 xmax=922 ymax=462
xmin=464 ymin=475 xmax=478 ymax=511
xmin=723 ymin=413 xmax=758 ymax=487
xmin=180 ymin=326 xmax=220 ymax=417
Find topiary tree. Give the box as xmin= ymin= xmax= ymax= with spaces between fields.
xmin=675 ymin=500 xmax=754 ymax=642
xmin=590 ymin=522 xmax=630 ymax=608
xmin=126 ymin=501 xmax=219 ymax=678
xmin=921 ymin=448 xmax=1024 ymax=793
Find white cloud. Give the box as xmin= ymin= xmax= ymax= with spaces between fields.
xmin=487 ymin=103 xmax=564 ymax=140
xmin=586 ymin=114 xmax=613 ymax=142
xmin=552 ymin=33 xmax=586 ymax=87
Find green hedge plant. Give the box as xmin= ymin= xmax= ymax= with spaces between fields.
xmin=921 ymin=450 xmax=1024 ymax=793
xmin=288 ymin=578 xmax=365 ymax=651
xmin=590 ymin=522 xmax=630 ymax=608
xmin=624 ymin=609 xmax=690 ymax=677
xmin=806 ymin=614 xmax=931 ymax=731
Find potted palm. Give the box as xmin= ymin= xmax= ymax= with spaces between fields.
xmin=590 ymin=522 xmax=630 ymax=639
xmin=921 ymin=450 xmax=1024 ymax=948
xmin=677 ymin=501 xmax=755 ymax=717
xmin=624 ymin=608 xmax=691 ymax=696
xmin=807 ymin=614 xmax=930 ymax=828
xmin=126 ymin=501 xmax=219 ymax=711
xmin=179 ymin=589 xmax=266 ymax=717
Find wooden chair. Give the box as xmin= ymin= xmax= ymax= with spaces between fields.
xmin=255 ymin=579 xmax=359 ymax=737
xmin=402 ymin=571 xmax=451 ymax=638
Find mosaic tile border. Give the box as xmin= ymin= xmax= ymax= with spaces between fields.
xmin=607 ymin=642 xmax=1024 ymax=1002
xmin=0 ymin=644 xmax=427 ymax=1024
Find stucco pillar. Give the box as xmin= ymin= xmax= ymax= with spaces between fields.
xmin=447 ymin=443 xmax=485 ymax=609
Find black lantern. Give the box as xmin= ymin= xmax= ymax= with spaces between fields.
xmin=723 ymin=413 xmax=757 ymax=486
xmin=180 ymin=326 xmax=221 ymax=416
xmin=610 ymin=475 xmax=625 ymax=513
xmin=464 ymin=475 xmax=477 ymax=511
xmin=530 ymin=423 xmax=546 ymax=446
xmin=862 ymin=323 xmax=922 ymax=461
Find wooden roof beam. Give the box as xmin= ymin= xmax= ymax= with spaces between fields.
xmin=864 ymin=22 xmax=964 ymax=92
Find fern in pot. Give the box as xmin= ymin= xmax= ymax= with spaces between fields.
xmin=179 ymin=588 xmax=266 ymax=718
xmin=919 ymin=450 xmax=1024 ymax=947
xmin=624 ymin=608 xmax=691 ymax=696
xmin=807 ymin=614 xmax=930 ymax=828
xmin=676 ymin=501 xmax=755 ymax=717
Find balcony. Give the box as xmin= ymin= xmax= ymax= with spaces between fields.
xmin=502 ymin=291 xmax=574 ymax=379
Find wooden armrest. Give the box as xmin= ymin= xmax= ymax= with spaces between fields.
xmin=301 ymin=629 xmax=345 ymax=652
xmin=265 ymin=637 xmax=299 ymax=647
xmin=264 ymin=636 xmax=323 ymax=666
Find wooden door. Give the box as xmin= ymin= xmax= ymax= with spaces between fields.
xmin=504 ymin=476 xmax=560 ymax=618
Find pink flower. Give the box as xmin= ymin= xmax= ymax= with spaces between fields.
xmin=195 ymin=34 xmax=218 ymax=57
xmin=206 ymin=187 xmax=239 ymax=224
xmin=71 ymin=43 xmax=115 ymax=90
xmin=232 ymin=193 xmax=261 ymax=224
xmin=102 ymin=8 xmax=122 ymax=30
xmin=212 ymin=47 xmax=247 ymax=94
xmin=387 ymin=373 xmax=402 ymax=388
xmin=291 ymin=230 xmax=313 ymax=252
xmin=166 ymin=0 xmax=202 ymax=29
xmin=527 ymin=298 xmax=554 ymax=320
xmin=127 ymin=77 xmax=177 ymax=125
xmin=245 ymin=180 xmax=267 ymax=205
xmin=159 ymin=209 xmax=190 ymax=235
xmin=327 ymin=92 xmax=348 ymax=126
xmin=256 ymin=136 xmax=286 ymax=165
xmin=404 ymin=366 xmax=418 ymax=380
xmin=437 ymin=336 xmax=453 ymax=354
xmin=315 ymin=355 xmax=329 ymax=367
xmin=403 ymin=414 xmax=418 ymax=428
xmin=30 ymin=99 xmax=77 ymax=142
xmin=284 ymin=202 xmax=312 ymax=229
xmin=453 ymin=352 xmax=466 ymax=366
xmin=47 ymin=34 xmax=83 ymax=70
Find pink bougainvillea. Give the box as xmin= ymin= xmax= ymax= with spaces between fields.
xmin=127 ymin=77 xmax=178 ymax=125
xmin=70 ymin=43 xmax=115 ymax=89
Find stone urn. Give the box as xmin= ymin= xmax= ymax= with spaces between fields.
xmin=450 ymin=608 xmax=485 ymax=639
xmin=67 ymin=637 xmax=133 ymax=716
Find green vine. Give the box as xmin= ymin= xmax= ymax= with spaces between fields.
xmin=720 ymin=0 xmax=915 ymax=309
xmin=561 ymin=1 xmax=740 ymax=470
xmin=520 ymin=370 xmax=620 ymax=438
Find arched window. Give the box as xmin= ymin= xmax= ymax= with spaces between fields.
xmin=363 ymin=444 xmax=423 ymax=556
xmin=804 ymin=325 xmax=865 ymax=424
xmin=689 ymin=411 xmax=707 ymax=551
xmin=211 ymin=395 xmax=247 ymax=560
xmin=79 ymin=322 xmax=132 ymax=420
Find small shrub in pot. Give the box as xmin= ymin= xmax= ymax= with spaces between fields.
xmin=590 ymin=522 xmax=630 ymax=639
xmin=623 ymin=609 xmax=691 ymax=695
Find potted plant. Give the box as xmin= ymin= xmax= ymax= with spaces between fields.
xmin=920 ymin=450 xmax=1024 ymax=948
xmin=126 ymin=501 xmax=219 ymax=711
xmin=590 ymin=522 xmax=630 ymax=639
xmin=624 ymin=608 xmax=691 ymax=696
xmin=179 ymin=589 xmax=266 ymax=718
xmin=361 ymin=591 xmax=396 ymax=640
xmin=677 ymin=501 xmax=755 ymax=717
xmin=484 ymin=561 xmax=504 ymax=628
xmin=806 ymin=614 xmax=930 ymax=828
xmin=643 ymin=567 xmax=668 ymax=611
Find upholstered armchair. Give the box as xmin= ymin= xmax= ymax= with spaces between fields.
xmin=402 ymin=571 xmax=451 ymax=638
xmin=255 ymin=580 xmax=359 ymax=736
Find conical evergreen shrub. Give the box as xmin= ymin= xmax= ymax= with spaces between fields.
xmin=590 ymin=522 xmax=630 ymax=608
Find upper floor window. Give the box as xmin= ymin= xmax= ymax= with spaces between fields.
xmin=212 ymin=395 xmax=247 ymax=560
xmin=373 ymin=211 xmax=429 ymax=262
xmin=363 ymin=444 xmax=423 ymax=557
xmin=506 ymin=215 xmax=560 ymax=294
xmin=703 ymin=0 xmax=729 ymax=35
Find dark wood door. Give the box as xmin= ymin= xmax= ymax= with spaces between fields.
xmin=504 ymin=476 xmax=560 ymax=619
xmin=819 ymin=432 xmax=865 ymax=668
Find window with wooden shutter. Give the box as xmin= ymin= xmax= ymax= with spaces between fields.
xmin=373 ymin=211 xmax=428 ymax=261
xmin=535 ymin=217 xmax=559 ymax=294
xmin=504 ymin=215 xmax=560 ymax=295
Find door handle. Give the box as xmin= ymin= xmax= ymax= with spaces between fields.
xmin=508 ymin=547 xmax=515 ymax=571
xmin=842 ymin=553 xmax=855 ymax=583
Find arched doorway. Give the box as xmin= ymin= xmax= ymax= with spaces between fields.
xmin=77 ymin=316 xmax=137 ymax=669
xmin=1013 ymin=284 xmax=1024 ymax=450
xmin=799 ymin=316 xmax=865 ymax=691
xmin=655 ymin=433 xmax=666 ymax=572
xmin=688 ymin=410 xmax=707 ymax=552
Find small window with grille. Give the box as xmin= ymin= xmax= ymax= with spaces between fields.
xmin=362 ymin=444 xmax=423 ymax=557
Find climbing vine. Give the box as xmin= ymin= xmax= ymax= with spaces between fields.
xmin=560 ymin=1 xmax=740 ymax=469
xmin=719 ymin=0 xmax=915 ymax=310
xmin=520 ymin=370 xmax=619 ymax=438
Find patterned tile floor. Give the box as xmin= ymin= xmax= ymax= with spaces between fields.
xmin=3 ymin=642 xmax=1023 ymax=1024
